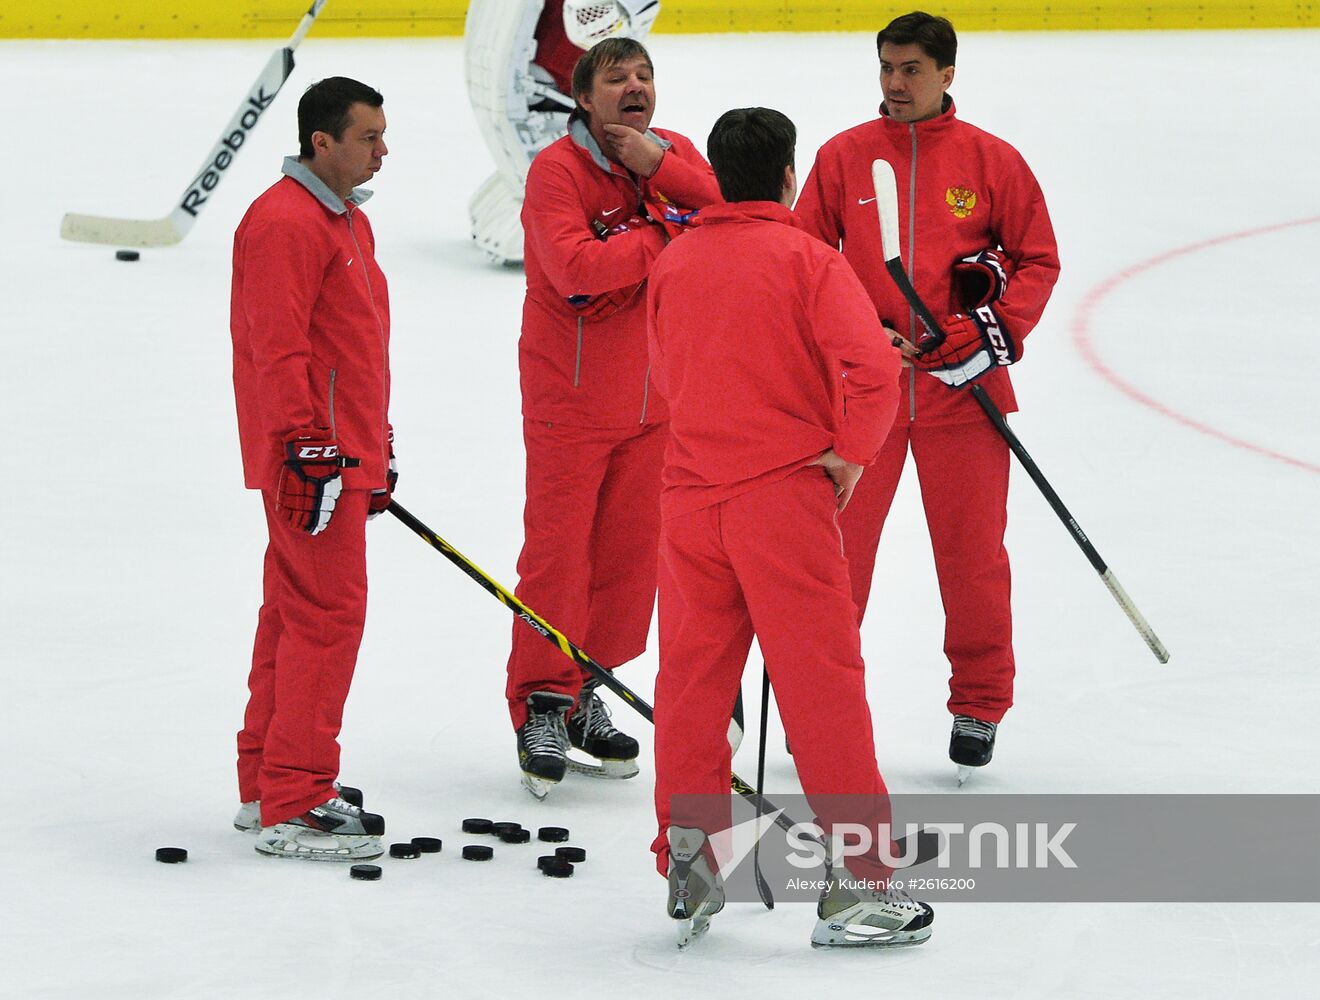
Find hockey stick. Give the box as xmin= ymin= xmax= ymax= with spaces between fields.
xmin=751 ymin=667 xmax=773 ymax=910
xmin=387 ymin=501 xmax=943 ymax=879
xmin=870 ymin=158 xmax=1170 ymax=664
xmin=59 ymin=0 xmax=328 ymax=247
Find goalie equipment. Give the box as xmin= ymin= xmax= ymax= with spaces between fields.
xmin=463 ymin=0 xmax=658 ymax=264
xmin=564 ymin=0 xmax=660 ymax=49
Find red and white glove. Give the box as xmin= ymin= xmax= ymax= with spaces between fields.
xmin=367 ymin=426 xmax=398 ymax=520
xmin=277 ymin=429 xmax=344 ymax=535
xmin=914 ymin=304 xmax=1019 ymax=388
xmin=952 ymin=248 xmax=1010 ymax=310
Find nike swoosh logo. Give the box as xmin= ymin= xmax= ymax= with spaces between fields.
xmin=857 ymin=197 xmax=877 ymax=205
xmin=601 ymin=207 xmax=622 ymax=217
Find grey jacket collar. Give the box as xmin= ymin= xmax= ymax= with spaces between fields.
xmin=281 ymin=155 xmax=373 ymax=214
xmin=568 ymin=116 xmax=670 ymax=174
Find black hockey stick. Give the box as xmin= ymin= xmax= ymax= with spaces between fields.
xmin=388 ymin=501 xmax=943 ymax=880
xmin=869 ymin=159 xmax=1170 ymax=664
xmin=60 ymin=0 xmax=328 ymax=247
xmin=752 ymin=667 xmax=773 ymax=909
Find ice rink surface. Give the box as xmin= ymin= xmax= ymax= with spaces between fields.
xmin=4 ymin=26 xmax=1320 ymax=998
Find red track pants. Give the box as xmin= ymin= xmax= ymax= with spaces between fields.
xmin=652 ymin=468 xmax=893 ymax=884
xmin=505 ymin=419 xmax=666 ymax=728
xmin=840 ymin=416 xmax=1014 ymax=722
xmin=237 ymin=489 xmax=369 ymax=825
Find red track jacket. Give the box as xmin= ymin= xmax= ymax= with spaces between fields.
xmin=231 ymin=159 xmax=392 ymax=491
xmin=647 ymin=201 xmax=902 ymax=519
xmin=795 ymin=100 xmax=1059 ymax=425
xmin=520 ymin=118 xmax=720 ymax=428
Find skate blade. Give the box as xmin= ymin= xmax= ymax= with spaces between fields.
xmin=254 ymin=832 xmax=383 ymax=862
xmin=810 ymin=919 xmax=932 ymax=948
xmin=956 ymin=765 xmax=973 ymax=786
xmin=521 ymin=772 xmax=561 ymax=800
xmin=675 ymin=913 xmax=712 ymax=950
xmin=566 ymin=755 xmax=640 ymax=780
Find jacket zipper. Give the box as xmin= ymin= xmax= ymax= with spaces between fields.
xmin=328 ymin=368 xmax=338 ymax=439
xmin=574 ymin=316 xmax=584 ymax=387
xmin=639 ymin=366 xmax=650 ymax=423
xmin=907 ymin=125 xmax=919 ymax=422
xmin=346 ymin=209 xmax=390 ymax=469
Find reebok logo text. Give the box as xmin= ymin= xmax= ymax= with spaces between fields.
xmin=179 ymin=87 xmax=280 ymax=217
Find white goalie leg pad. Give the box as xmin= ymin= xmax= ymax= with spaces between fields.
xmin=468 ymin=171 xmax=529 ymax=265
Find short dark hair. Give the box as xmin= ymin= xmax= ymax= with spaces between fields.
xmin=876 ymin=11 xmax=957 ymax=68
xmin=706 ymin=108 xmax=796 ymax=204
xmin=298 ymin=77 xmax=384 ymax=159
xmin=571 ymin=37 xmax=654 ymax=113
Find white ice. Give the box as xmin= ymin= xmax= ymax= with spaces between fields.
xmin=4 ymin=27 xmax=1319 ymax=998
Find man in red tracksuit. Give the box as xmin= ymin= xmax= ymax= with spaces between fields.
xmin=509 ymin=36 xmax=720 ymax=798
xmin=230 ymin=77 xmax=395 ymax=862
xmin=795 ymin=12 xmax=1060 ymax=777
xmin=647 ymin=107 xmax=933 ymax=949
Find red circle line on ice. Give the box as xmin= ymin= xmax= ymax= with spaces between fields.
xmin=1070 ymin=215 xmax=1320 ymax=475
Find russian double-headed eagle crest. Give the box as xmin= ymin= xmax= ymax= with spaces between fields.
xmin=946 ymin=186 xmax=977 ymax=219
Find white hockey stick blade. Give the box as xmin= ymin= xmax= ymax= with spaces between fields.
xmin=59 ymin=0 xmax=328 ymax=247
xmin=870 ymin=158 xmax=902 ymax=265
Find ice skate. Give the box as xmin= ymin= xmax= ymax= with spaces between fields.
xmin=811 ymin=861 xmax=934 ymax=948
xmin=253 ymin=795 xmax=385 ymax=862
xmin=233 ymin=782 xmax=364 ymax=832
xmin=565 ymin=679 xmax=640 ymax=780
xmin=950 ymin=715 xmax=997 ymax=786
xmin=517 ymin=691 xmax=574 ymax=798
xmin=667 ymin=826 xmax=725 ymax=950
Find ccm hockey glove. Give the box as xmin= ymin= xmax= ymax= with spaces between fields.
xmin=277 ymin=429 xmax=345 ymax=535
xmin=915 ymin=304 xmax=1019 ymax=388
xmin=367 ymin=426 xmax=398 ymax=520
xmin=952 ymin=248 xmax=1010 ymax=310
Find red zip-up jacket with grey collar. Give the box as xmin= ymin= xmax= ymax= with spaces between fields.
xmin=231 ymin=156 xmax=392 ymax=491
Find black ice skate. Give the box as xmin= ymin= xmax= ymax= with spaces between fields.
xmin=811 ymin=859 xmax=934 ymax=948
xmin=233 ymin=782 xmax=364 ymax=832
xmin=566 ymin=679 xmax=640 ymax=780
xmin=667 ymin=826 xmax=725 ymax=950
xmin=949 ymin=714 xmax=998 ymax=786
xmin=517 ymin=691 xmax=574 ymax=799
xmin=253 ymin=795 xmax=385 ymax=862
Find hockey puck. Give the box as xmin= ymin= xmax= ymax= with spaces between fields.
xmin=556 ymin=847 xmax=586 ymax=863
xmin=541 ymin=858 xmax=575 ymax=878
xmin=411 ymin=837 xmax=442 ymax=854
xmin=462 ymin=844 xmax=494 ymax=861
xmin=461 ymin=818 xmax=493 ymax=834
xmin=350 ymin=864 xmax=382 ymax=881
xmin=537 ymin=826 xmax=569 ymax=843
xmin=499 ymin=827 xmax=531 ymax=844
xmin=389 ymin=842 xmax=421 ymax=859
xmin=154 ymin=847 xmax=187 ymax=864
xmin=115 ymin=249 xmax=140 ymax=261
xmin=492 ymin=821 xmax=523 ymax=836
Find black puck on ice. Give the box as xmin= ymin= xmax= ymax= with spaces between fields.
xmin=350 ymin=864 xmax=382 ymax=881
xmin=538 ymin=826 xmax=569 ymax=843
xmin=462 ymin=844 xmax=494 ymax=861
xmin=154 ymin=847 xmax=187 ymax=864
xmin=499 ymin=827 xmax=531 ymax=844
xmin=411 ymin=837 xmax=443 ymax=854
xmin=115 ymin=249 xmax=140 ymax=261
xmin=556 ymin=847 xmax=587 ymax=863
xmin=389 ymin=842 xmax=421 ymax=859
xmin=462 ymin=818 xmax=493 ymax=834
xmin=492 ymin=821 xmax=523 ymax=837
xmin=542 ymin=859 xmax=575 ymax=878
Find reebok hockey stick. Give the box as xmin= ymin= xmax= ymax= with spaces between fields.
xmin=60 ymin=0 xmax=328 ymax=247
xmin=388 ymin=501 xmax=944 ymax=883
xmin=870 ymin=158 xmax=1170 ymax=664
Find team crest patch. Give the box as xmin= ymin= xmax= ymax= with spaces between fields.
xmin=946 ymin=186 xmax=977 ymax=219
